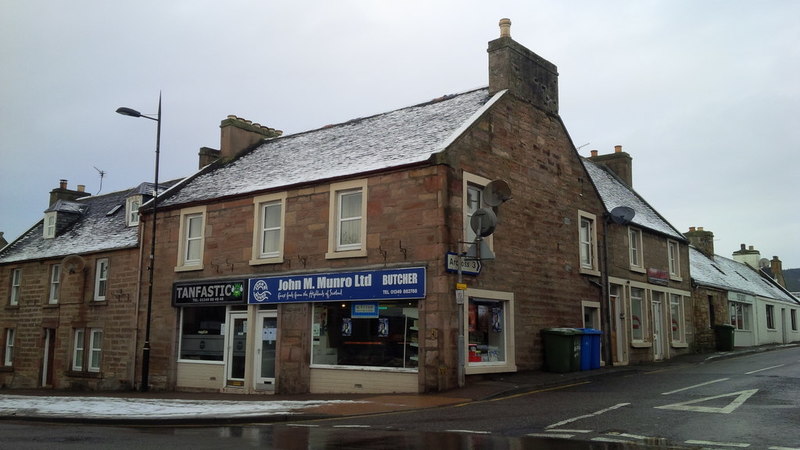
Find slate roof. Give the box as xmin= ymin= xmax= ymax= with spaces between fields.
xmin=582 ymin=159 xmax=685 ymax=240
xmin=689 ymin=247 xmax=799 ymax=305
xmin=0 ymin=181 xmax=176 ymax=264
xmin=160 ymin=88 xmax=500 ymax=208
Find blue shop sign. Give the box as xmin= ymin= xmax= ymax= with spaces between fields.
xmin=248 ymin=267 xmax=426 ymax=304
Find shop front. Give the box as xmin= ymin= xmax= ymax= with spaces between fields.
xmin=249 ymin=266 xmax=426 ymax=394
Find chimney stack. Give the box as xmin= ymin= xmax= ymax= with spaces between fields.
xmin=588 ymin=145 xmax=633 ymax=187
xmin=771 ymin=256 xmax=787 ymax=288
xmin=219 ymin=115 xmax=283 ymax=161
xmin=732 ymin=243 xmax=761 ymax=268
xmin=685 ymin=226 xmax=715 ymax=258
xmin=488 ymin=18 xmax=559 ymax=114
xmin=49 ymin=179 xmax=91 ymax=206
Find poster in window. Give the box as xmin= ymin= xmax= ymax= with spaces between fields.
xmin=341 ymin=318 xmax=352 ymax=337
xmin=492 ymin=307 xmax=502 ymax=333
xmin=468 ymin=303 xmax=477 ymax=332
xmin=478 ymin=305 xmax=489 ymax=332
xmin=378 ymin=318 xmax=388 ymax=337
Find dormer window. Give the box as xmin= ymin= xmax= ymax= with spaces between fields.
xmin=44 ymin=212 xmax=57 ymax=239
xmin=126 ymin=196 xmax=142 ymax=226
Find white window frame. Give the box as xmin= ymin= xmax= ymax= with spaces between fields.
xmin=463 ymin=288 xmax=516 ymax=375
xmin=94 ymin=258 xmax=108 ymax=301
xmin=49 ymin=264 xmax=61 ymax=304
xmin=4 ymin=328 xmax=14 ymax=367
xmin=72 ymin=328 xmax=85 ymax=371
xmin=766 ymin=304 xmax=776 ymax=330
xmin=462 ymin=172 xmax=494 ymax=251
xmin=791 ymin=310 xmax=797 ymax=332
xmin=630 ymin=286 xmax=647 ymax=344
xmin=250 ymin=192 xmax=286 ymax=265
xmin=88 ymin=328 xmax=103 ymax=372
xmin=44 ymin=211 xmax=56 ymax=239
xmin=578 ymin=210 xmax=600 ymax=275
xmin=326 ymin=179 xmax=367 ymax=259
xmin=176 ymin=206 xmax=207 ymax=271
xmin=9 ymin=268 xmax=21 ymax=306
xmin=730 ymin=301 xmax=751 ymax=331
xmin=668 ymin=240 xmax=682 ymax=280
xmin=126 ymin=195 xmax=142 ymax=226
xmin=670 ymin=294 xmax=686 ymax=345
xmin=628 ymin=227 xmax=644 ymax=272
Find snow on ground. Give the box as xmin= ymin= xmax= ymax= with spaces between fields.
xmin=0 ymin=395 xmax=362 ymax=419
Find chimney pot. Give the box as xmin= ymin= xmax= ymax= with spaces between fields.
xmin=689 ymin=226 xmax=696 ymax=232
xmin=698 ymin=226 xmax=704 ymax=231
xmin=740 ymin=244 xmax=746 ymax=250
xmin=749 ymin=245 xmax=754 ymax=250
xmin=499 ymin=18 xmax=511 ymax=38
xmin=60 ymin=179 xmax=68 ymax=189
xmin=77 ymin=185 xmax=85 ymax=192
xmin=614 ymin=145 xmax=623 ymax=153
xmin=590 ymin=150 xmax=598 ymax=157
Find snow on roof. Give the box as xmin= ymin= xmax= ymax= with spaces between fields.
xmin=160 ymin=88 xmax=497 ymax=208
xmin=582 ymin=159 xmax=684 ymax=240
xmin=690 ymin=247 xmax=799 ymax=304
xmin=44 ymin=200 xmax=87 ymax=214
xmin=1 ymin=188 xmax=140 ymax=264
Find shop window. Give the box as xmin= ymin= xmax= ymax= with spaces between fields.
xmin=176 ymin=206 xmax=206 ymax=271
xmin=311 ymin=301 xmax=419 ymax=369
xmin=670 ymin=294 xmax=685 ymax=344
xmin=578 ymin=211 xmax=599 ymax=275
xmin=94 ymin=258 xmax=108 ymax=301
xmin=630 ymin=287 xmax=646 ymax=342
xmin=464 ymin=289 xmax=515 ymax=375
xmin=730 ymin=302 xmax=751 ymax=331
xmin=9 ymin=268 xmax=21 ymax=306
xmin=3 ymin=328 xmax=14 ymax=367
xmin=628 ymin=227 xmax=644 ymax=271
xmin=326 ymin=180 xmax=367 ymax=259
xmin=49 ymin=264 xmax=61 ymax=304
xmin=251 ymin=193 xmax=286 ymax=265
xmin=766 ymin=304 xmax=775 ymax=330
xmin=668 ymin=240 xmax=681 ymax=280
xmin=179 ymin=306 xmax=226 ymax=361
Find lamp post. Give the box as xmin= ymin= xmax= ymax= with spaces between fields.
xmin=116 ymin=94 xmax=161 ymax=392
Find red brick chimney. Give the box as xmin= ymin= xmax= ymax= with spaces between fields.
xmin=49 ymin=179 xmax=90 ymax=206
xmin=588 ymin=145 xmax=633 ymax=187
xmin=488 ymin=18 xmax=559 ymax=114
xmin=685 ymin=226 xmax=715 ymax=258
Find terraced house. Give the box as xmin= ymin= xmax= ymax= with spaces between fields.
xmin=134 ymin=20 xmax=611 ymax=394
xmin=0 ymin=180 xmax=170 ymax=390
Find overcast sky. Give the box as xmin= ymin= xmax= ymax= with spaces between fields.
xmin=2 ymin=1 xmax=798 ymax=268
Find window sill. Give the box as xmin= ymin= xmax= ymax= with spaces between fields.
xmin=326 ymin=249 xmax=368 ymax=259
xmin=249 ymin=256 xmax=284 ymax=266
xmin=580 ymin=268 xmax=601 ymax=277
xmin=631 ymin=341 xmax=652 ymax=348
xmin=466 ymin=362 xmax=517 ymax=375
xmin=670 ymin=275 xmax=683 ymax=282
xmin=629 ymin=266 xmax=646 ymax=274
xmin=0 ymin=366 xmax=13 ymax=373
xmin=671 ymin=342 xmax=688 ymax=348
xmin=175 ymin=264 xmax=204 ymax=273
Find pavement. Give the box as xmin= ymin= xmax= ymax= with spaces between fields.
xmin=0 ymin=344 xmax=793 ymax=425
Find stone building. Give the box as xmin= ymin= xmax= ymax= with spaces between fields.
xmin=0 ymin=180 xmax=169 ymax=390
xmin=134 ymin=20 xmax=608 ymax=394
xmin=583 ymin=148 xmax=694 ymax=365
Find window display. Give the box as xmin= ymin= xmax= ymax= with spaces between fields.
xmin=467 ymin=298 xmax=505 ymax=363
xmin=180 ymin=306 xmax=226 ymax=361
xmin=312 ymin=301 xmax=418 ymax=369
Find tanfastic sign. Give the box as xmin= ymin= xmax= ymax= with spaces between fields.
xmin=173 ymin=279 xmax=247 ymax=306
xmin=248 ymin=267 xmax=426 ymax=304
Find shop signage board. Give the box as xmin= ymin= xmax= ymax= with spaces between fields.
xmin=172 ymin=279 xmax=247 ymax=306
xmin=445 ymin=252 xmax=481 ymax=275
xmin=248 ymin=267 xmax=426 ymax=304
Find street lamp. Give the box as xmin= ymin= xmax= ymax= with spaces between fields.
xmin=116 ymin=94 xmax=161 ymax=392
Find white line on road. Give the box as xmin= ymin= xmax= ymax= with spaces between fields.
xmin=528 ymin=433 xmax=575 ymax=439
xmin=332 ymin=425 xmax=371 ymax=428
xmin=656 ymin=389 xmax=758 ymax=414
xmin=546 ymin=403 xmax=630 ymax=429
xmin=661 ymin=378 xmax=730 ymax=395
xmin=769 ymin=446 xmax=800 ymax=450
xmin=685 ymin=439 xmax=750 ymax=447
xmin=547 ymin=429 xmax=591 ymax=433
xmin=592 ymin=437 xmax=636 ymax=443
xmin=745 ymin=364 xmax=785 ymax=375
xmin=446 ymin=430 xmax=491 ymax=434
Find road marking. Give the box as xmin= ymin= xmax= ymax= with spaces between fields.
xmin=661 ymin=378 xmax=730 ymax=395
xmin=606 ymin=432 xmax=649 ymax=440
xmin=332 ymin=424 xmax=371 ymax=428
xmin=657 ymin=389 xmax=758 ymax=414
xmin=286 ymin=424 xmax=318 ymax=427
xmin=528 ymin=433 xmax=575 ymax=439
xmin=446 ymin=430 xmax=490 ymax=434
xmin=746 ymin=364 xmax=784 ymax=375
xmin=593 ymin=437 xmax=636 ymax=443
xmin=547 ymin=429 xmax=591 ymax=433
xmin=685 ymin=439 xmax=749 ymax=447
xmin=769 ymin=447 xmax=800 ymax=450
xmin=485 ymin=381 xmax=590 ymax=402
xmin=546 ymin=403 xmax=630 ymax=429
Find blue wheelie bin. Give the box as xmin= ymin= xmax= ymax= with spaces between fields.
xmin=576 ymin=328 xmax=602 ymax=370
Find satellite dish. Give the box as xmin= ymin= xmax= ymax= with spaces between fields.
xmin=62 ymin=254 xmax=86 ymax=274
xmin=759 ymin=258 xmax=770 ymax=269
xmin=609 ymin=206 xmax=635 ymax=225
xmin=470 ymin=207 xmax=497 ymax=237
xmin=483 ymin=180 xmax=512 ymax=207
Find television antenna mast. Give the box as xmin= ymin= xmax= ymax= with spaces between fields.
xmin=93 ymin=166 xmax=106 ymax=195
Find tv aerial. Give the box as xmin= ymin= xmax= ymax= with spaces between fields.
xmin=93 ymin=166 xmax=106 ymax=195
